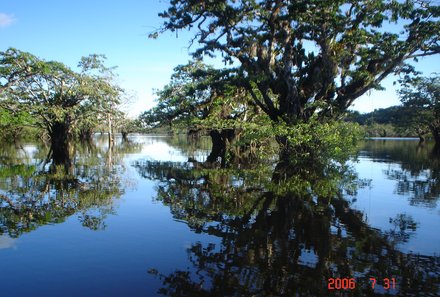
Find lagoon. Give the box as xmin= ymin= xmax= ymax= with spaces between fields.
xmin=0 ymin=136 xmax=439 ymax=296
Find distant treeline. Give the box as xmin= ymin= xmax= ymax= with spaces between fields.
xmin=347 ymin=106 xmax=428 ymax=139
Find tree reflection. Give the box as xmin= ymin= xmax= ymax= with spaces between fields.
xmin=361 ymin=140 xmax=440 ymax=208
xmin=385 ymin=214 xmax=418 ymax=245
xmin=136 ymin=157 xmax=440 ymax=296
xmin=0 ymin=136 xmax=141 ymax=237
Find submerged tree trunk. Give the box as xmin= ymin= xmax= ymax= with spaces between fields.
xmin=187 ymin=128 xmax=202 ymax=143
xmin=49 ymin=120 xmax=74 ymax=173
xmin=428 ymin=120 xmax=440 ymax=155
xmin=79 ymin=128 xmax=94 ymax=142
xmin=121 ymin=131 xmax=129 ymax=142
xmin=206 ymin=129 xmax=237 ymax=166
xmin=416 ymin=127 xmax=426 ymax=143
xmin=106 ymin=137 xmax=114 ymax=169
xmin=272 ymin=155 xmax=310 ymax=183
xmin=430 ymin=120 xmax=440 ymax=146
xmin=108 ymin=113 xmax=114 ymax=145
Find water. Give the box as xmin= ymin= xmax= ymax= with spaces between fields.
xmin=0 ymin=135 xmax=439 ymax=296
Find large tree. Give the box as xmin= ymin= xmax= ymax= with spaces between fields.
xmin=0 ymin=48 xmax=122 ymax=164
xmin=153 ymin=0 xmax=439 ymax=151
xmin=398 ymin=75 xmax=440 ymax=145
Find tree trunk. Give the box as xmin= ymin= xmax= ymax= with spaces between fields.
xmin=122 ymin=131 xmax=129 ymax=142
xmin=206 ymin=129 xmax=236 ymax=166
xmin=168 ymin=121 xmax=174 ymax=135
xmin=429 ymin=120 xmax=440 ymax=156
xmin=79 ymin=128 xmax=94 ymax=142
xmin=207 ymin=130 xmax=226 ymax=163
xmin=187 ymin=128 xmax=201 ymax=143
xmin=108 ymin=113 xmax=114 ymax=144
xmin=430 ymin=122 xmax=440 ymax=145
xmin=49 ymin=120 xmax=74 ymax=172
xmin=106 ymin=139 xmax=114 ymax=168
xmin=433 ymin=143 xmax=440 ymax=156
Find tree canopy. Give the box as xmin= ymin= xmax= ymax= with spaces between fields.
xmin=0 ymin=48 xmax=126 ymax=164
xmin=140 ymin=60 xmax=264 ymax=131
xmin=0 ymin=48 xmax=122 ymax=139
xmin=154 ymin=0 xmax=440 ymax=128
xmin=398 ymin=75 xmax=440 ymax=144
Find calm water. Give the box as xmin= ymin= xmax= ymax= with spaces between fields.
xmin=0 ymin=135 xmax=439 ymax=296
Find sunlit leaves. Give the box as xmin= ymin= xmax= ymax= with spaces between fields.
xmin=0 ymin=48 xmax=123 ymax=139
xmin=154 ymin=0 xmax=440 ymax=125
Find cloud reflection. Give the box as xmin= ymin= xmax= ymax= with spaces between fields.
xmin=0 ymin=235 xmax=16 ymax=249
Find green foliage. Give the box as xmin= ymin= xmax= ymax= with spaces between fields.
xmin=0 ymin=48 xmax=123 ymax=140
xmin=346 ymin=104 xmax=435 ymax=139
xmin=0 ymin=108 xmax=34 ymax=127
xmin=0 ymin=164 xmax=36 ymax=179
xmin=0 ymin=106 xmax=37 ymax=139
xmin=118 ymin=117 xmax=142 ymax=134
xmin=398 ymin=75 xmax=440 ymax=142
xmin=139 ymin=60 xmax=252 ymax=130
xmin=347 ymin=107 xmax=405 ymax=126
xmin=139 ymin=60 xmax=269 ymax=150
xmin=245 ymin=119 xmax=363 ymax=164
xmin=142 ymin=59 xmax=364 ymax=165
xmin=155 ymin=0 xmax=440 ymax=126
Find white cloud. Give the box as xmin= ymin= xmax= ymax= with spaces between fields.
xmin=0 ymin=13 xmax=15 ymax=28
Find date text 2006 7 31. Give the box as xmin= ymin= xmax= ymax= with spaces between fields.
xmin=327 ymin=277 xmax=396 ymax=290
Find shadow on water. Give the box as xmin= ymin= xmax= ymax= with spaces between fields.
xmin=0 ymin=136 xmax=142 ymax=237
xmin=133 ymin=146 xmax=440 ymax=296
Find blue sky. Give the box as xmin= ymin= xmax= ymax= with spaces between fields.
xmin=1 ymin=1 xmax=439 ymax=117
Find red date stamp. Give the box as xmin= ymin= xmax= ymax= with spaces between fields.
xmin=369 ymin=277 xmax=396 ymax=290
xmin=327 ymin=277 xmax=397 ymax=290
xmin=327 ymin=278 xmax=356 ymax=290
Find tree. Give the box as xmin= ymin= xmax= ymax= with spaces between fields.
xmin=140 ymin=60 xmax=270 ymax=165
xmin=398 ymin=75 xmax=440 ymax=145
xmin=138 ymin=61 xmax=217 ymax=133
xmin=118 ymin=117 xmax=141 ymax=142
xmin=153 ymin=0 xmax=440 ymax=155
xmin=0 ymin=48 xmax=122 ymax=165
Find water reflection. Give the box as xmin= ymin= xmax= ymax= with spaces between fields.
xmin=360 ymin=140 xmax=440 ymax=208
xmin=0 ymin=136 xmax=439 ymax=296
xmin=385 ymin=214 xmax=418 ymax=245
xmin=135 ymin=155 xmax=440 ymax=296
xmin=0 ymin=234 xmax=15 ymax=249
xmin=0 ymin=136 xmax=141 ymax=237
